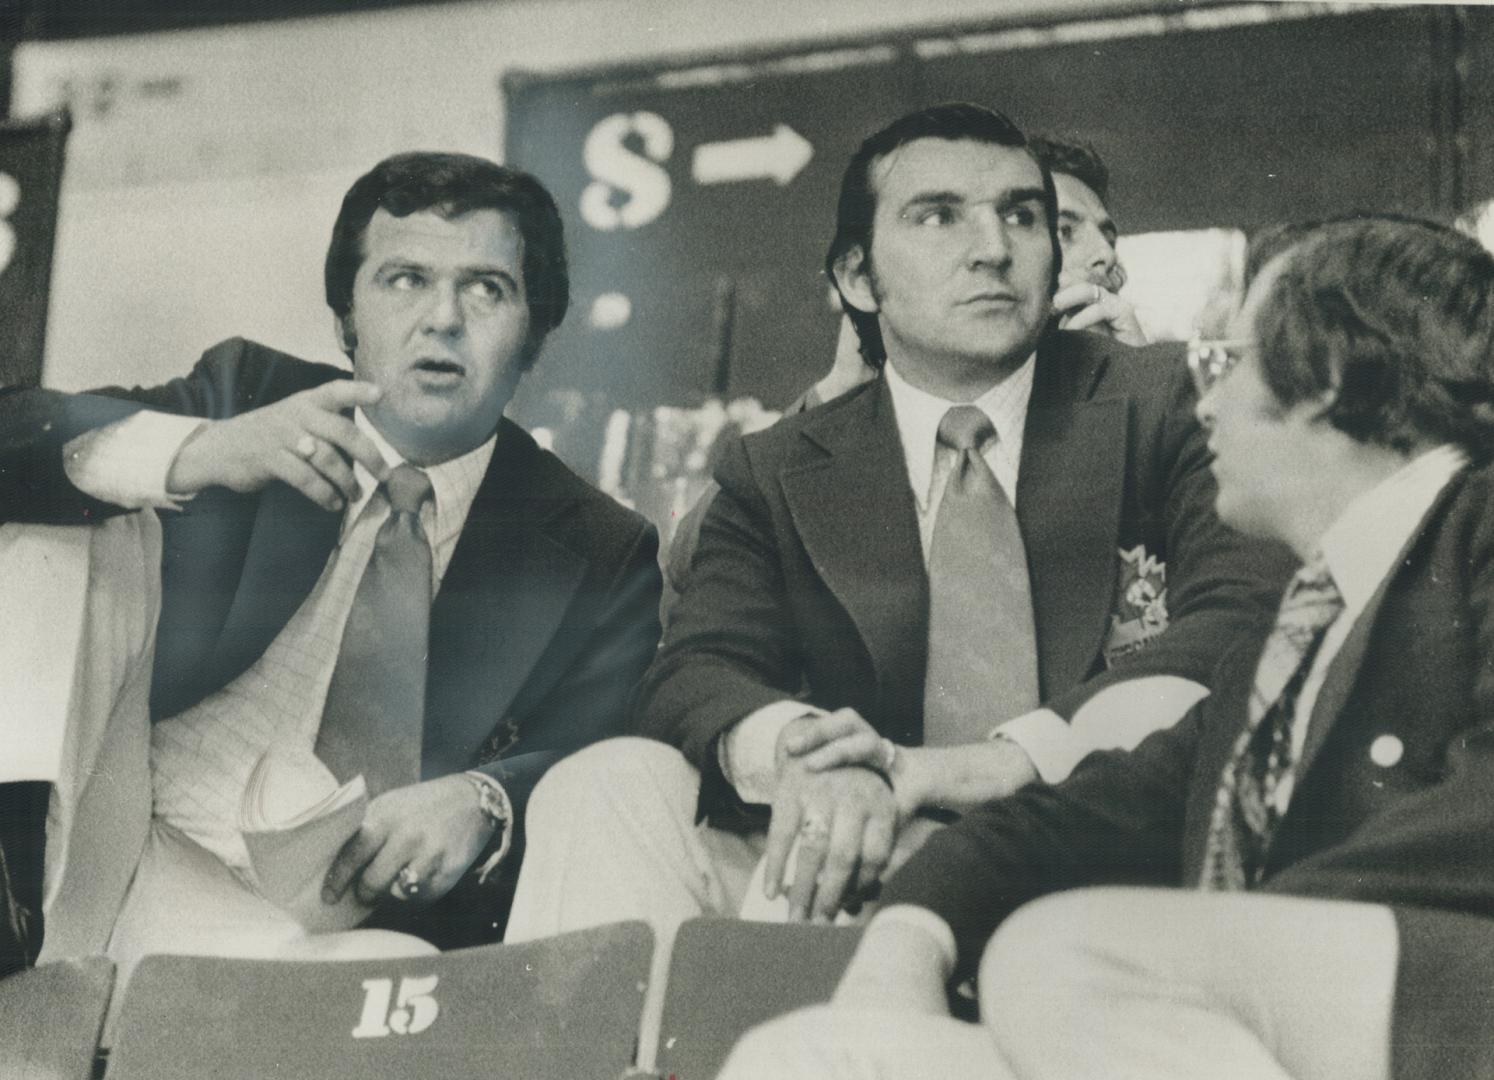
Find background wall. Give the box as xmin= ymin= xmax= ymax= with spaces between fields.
xmin=11 ymin=0 xmax=1166 ymax=392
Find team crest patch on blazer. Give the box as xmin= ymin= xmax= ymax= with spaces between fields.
xmin=1104 ymin=545 xmax=1169 ymax=665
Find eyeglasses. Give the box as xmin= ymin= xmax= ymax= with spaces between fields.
xmin=1186 ymin=336 xmax=1256 ymax=396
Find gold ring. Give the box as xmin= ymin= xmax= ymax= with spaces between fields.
xmin=295 ymin=434 xmax=317 ymax=459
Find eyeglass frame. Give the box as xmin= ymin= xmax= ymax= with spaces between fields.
xmin=1185 ymin=336 xmax=1257 ymax=397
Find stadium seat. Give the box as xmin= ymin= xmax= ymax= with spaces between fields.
xmin=653 ymin=917 xmax=862 ymax=1080
xmin=0 ymin=956 xmax=116 ymax=1080
xmin=105 ymin=921 xmax=652 ymax=1079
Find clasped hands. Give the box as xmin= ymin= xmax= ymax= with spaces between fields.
xmin=322 ymin=774 xmax=495 ymax=909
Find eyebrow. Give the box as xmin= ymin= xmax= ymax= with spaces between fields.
xmin=901 ymin=186 xmax=1049 ymax=214
xmin=376 ymin=259 xmax=521 ymax=288
xmin=1058 ymin=208 xmax=1119 ymax=242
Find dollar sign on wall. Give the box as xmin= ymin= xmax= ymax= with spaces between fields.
xmin=0 ymin=173 xmax=22 ymax=275
xmin=579 ymin=112 xmax=673 ymax=231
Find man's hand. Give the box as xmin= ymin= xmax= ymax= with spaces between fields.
xmin=763 ymin=716 xmax=900 ymax=922
xmin=167 ymin=380 xmax=390 ymax=512
xmin=832 ymin=916 xmax=952 ymax=1016
xmin=322 ymin=774 xmax=495 ymax=907
xmin=1053 ymin=281 xmax=1147 ymax=346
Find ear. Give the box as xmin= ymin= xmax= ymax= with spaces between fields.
xmin=334 ymin=313 xmax=358 ymax=358
xmin=832 ymin=244 xmax=879 ymax=316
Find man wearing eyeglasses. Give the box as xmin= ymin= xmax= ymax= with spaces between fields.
xmin=509 ymin=103 xmax=1289 ymax=957
xmin=721 ymin=214 xmax=1494 ymax=1080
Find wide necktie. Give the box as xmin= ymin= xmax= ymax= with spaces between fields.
xmin=316 ymin=464 xmax=434 ymax=797
xmin=923 ymin=405 xmax=1040 ymax=746
xmin=1200 ymin=556 xmax=1344 ymax=890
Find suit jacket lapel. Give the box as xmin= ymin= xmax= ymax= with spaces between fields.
xmin=1293 ymin=475 xmax=1464 ymax=783
xmin=780 ymin=381 xmax=928 ymax=731
xmin=1017 ymin=333 xmax=1129 ymax=698
xmin=422 ymin=422 xmax=588 ymax=777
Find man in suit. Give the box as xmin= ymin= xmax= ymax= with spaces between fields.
xmin=0 ymin=152 xmax=662 ymax=970
xmin=657 ymin=133 xmax=1148 ymax=623
xmin=507 ymin=104 xmax=1289 ymax=943
xmin=722 ymin=214 xmax=1494 ymax=1080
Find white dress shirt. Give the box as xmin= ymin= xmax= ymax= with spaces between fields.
xmin=63 ymin=407 xmax=496 ymax=878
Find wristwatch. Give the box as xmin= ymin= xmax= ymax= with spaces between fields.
xmin=462 ymin=770 xmax=513 ymax=883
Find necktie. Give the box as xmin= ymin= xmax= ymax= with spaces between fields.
xmin=316 ymin=464 xmax=434 ymax=797
xmin=1201 ymin=556 xmax=1344 ymax=890
xmin=923 ymin=405 xmax=1040 ymax=746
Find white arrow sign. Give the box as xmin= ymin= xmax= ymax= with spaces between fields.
xmin=691 ymin=124 xmax=813 ymax=187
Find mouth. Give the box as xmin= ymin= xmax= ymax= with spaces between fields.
xmin=412 ymin=358 xmax=465 ymax=380
xmin=962 ymin=292 xmax=1020 ymax=308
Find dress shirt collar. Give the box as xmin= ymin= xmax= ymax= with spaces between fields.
xmin=1316 ymin=443 xmax=1468 ymax=617
xmin=344 ymin=407 xmax=496 ymax=553
xmin=883 ymin=353 xmax=1036 ymax=512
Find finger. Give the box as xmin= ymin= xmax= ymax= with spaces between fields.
xmin=762 ymin=798 xmax=803 ymax=901
xmin=788 ymin=820 xmax=831 ymax=923
xmin=800 ymin=731 xmax=885 ymax=772
xmin=297 ymin=436 xmax=362 ymax=506
xmin=358 ymin=833 xmax=418 ymax=906
xmin=855 ymin=811 xmax=896 ymax=895
xmin=783 ymin=712 xmax=860 ymax=757
xmin=324 ymin=824 xmax=385 ymax=902
xmin=300 ymin=410 xmax=392 ymax=485
xmin=1062 ymin=302 xmax=1111 ymax=332
xmin=812 ymin=809 xmax=864 ymax=923
xmin=276 ymin=449 xmax=346 ymax=512
xmin=304 ymin=378 xmax=384 ymax=413
xmin=1051 ymin=282 xmax=1098 ymax=314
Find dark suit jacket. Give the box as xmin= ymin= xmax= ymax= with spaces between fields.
xmin=0 ymin=338 xmax=662 ymax=931
xmin=880 ymin=462 xmax=1494 ymax=1080
xmin=637 ymin=330 xmax=1293 ymax=813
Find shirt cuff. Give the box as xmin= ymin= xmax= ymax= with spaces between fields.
xmin=992 ymin=707 xmax=1085 ymax=784
xmin=718 ymin=700 xmax=827 ymax=805
xmin=62 ymin=410 xmax=205 ymax=510
xmin=868 ymin=905 xmax=957 ymax=977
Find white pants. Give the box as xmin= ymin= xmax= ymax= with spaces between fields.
xmin=721 ymin=886 xmax=1399 ymax=1080
xmin=507 ymin=737 xmax=769 ymax=1067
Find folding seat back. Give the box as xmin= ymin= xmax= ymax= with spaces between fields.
xmin=0 ymin=956 xmax=115 ymax=1080
xmin=106 ymin=921 xmax=652 ymax=1080
xmin=654 ymin=918 xmax=862 ymax=1080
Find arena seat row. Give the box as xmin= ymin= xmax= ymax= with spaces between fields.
xmin=0 ymin=918 xmax=865 ymax=1080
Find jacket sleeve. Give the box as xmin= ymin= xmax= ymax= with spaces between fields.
xmin=0 ymin=337 xmax=290 ymax=525
xmin=1045 ymin=360 xmax=1296 ymax=719
xmin=632 ymin=432 xmax=803 ymax=789
xmin=879 ymin=698 xmax=1203 ymax=977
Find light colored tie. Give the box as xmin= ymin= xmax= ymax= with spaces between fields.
xmin=316 ymin=464 xmax=434 ymax=797
xmin=1201 ymin=556 xmax=1344 ymax=890
xmin=923 ymin=405 xmax=1040 ymax=746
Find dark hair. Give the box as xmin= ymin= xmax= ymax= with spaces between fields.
xmin=325 ymin=152 xmax=570 ymax=370
xmin=824 ymin=103 xmax=1060 ymax=367
xmin=1028 ymin=135 xmax=1109 ymax=204
xmin=1253 ymin=215 xmax=1494 ymax=459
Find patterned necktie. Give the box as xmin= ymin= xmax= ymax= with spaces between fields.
xmin=923 ymin=405 xmax=1040 ymax=746
xmin=1201 ymin=556 xmax=1344 ymax=890
xmin=316 ymin=464 xmax=434 ymax=797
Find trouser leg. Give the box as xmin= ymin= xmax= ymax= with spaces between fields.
xmin=505 ymin=736 xmax=761 ymax=1068
xmin=982 ymin=886 xmax=1397 ymax=1080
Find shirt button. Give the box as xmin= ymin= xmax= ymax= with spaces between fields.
xmin=1369 ymin=735 xmax=1403 ymax=768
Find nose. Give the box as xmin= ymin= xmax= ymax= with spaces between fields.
xmin=1071 ymin=225 xmax=1118 ymax=286
xmin=421 ymin=281 xmax=463 ymax=335
xmin=968 ymin=210 xmax=1012 ymax=270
